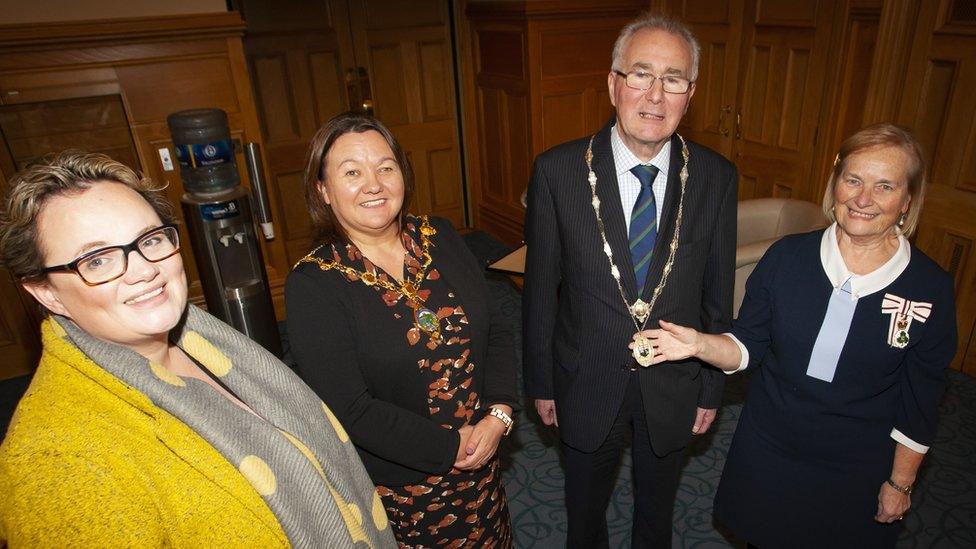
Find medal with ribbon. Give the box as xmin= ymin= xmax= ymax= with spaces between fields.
xmin=881 ymin=293 xmax=931 ymax=348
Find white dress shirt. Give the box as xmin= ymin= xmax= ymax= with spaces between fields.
xmin=609 ymin=124 xmax=670 ymax=233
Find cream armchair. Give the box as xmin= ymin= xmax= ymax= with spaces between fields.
xmin=734 ymin=198 xmax=827 ymax=317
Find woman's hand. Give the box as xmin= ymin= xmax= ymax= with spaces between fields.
xmin=875 ymin=481 xmax=911 ymax=523
xmin=630 ymin=320 xmax=703 ymax=365
xmin=454 ymin=406 xmax=511 ymax=471
xmin=454 ymin=425 xmax=474 ymax=463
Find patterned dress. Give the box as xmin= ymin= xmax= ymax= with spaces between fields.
xmin=326 ymin=218 xmax=512 ymax=548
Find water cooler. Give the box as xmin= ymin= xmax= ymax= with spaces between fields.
xmin=167 ymin=108 xmax=283 ymax=357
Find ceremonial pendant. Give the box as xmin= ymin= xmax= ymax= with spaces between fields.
xmin=414 ymin=306 xmax=442 ymax=341
xmin=630 ymin=299 xmax=650 ymax=324
xmin=893 ymin=317 xmax=910 ymax=348
xmin=633 ymin=333 xmax=655 ymax=367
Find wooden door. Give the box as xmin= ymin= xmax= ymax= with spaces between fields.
xmin=347 ymin=0 xmax=465 ymax=227
xmin=897 ymin=0 xmax=976 ymax=375
xmin=242 ymin=0 xmax=358 ymax=265
xmin=243 ymin=0 xmax=464 ymax=266
xmin=732 ymin=0 xmax=837 ymax=202
xmin=668 ymin=0 xmax=745 ymax=159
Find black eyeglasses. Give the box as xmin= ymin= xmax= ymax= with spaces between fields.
xmin=613 ymin=69 xmax=694 ymax=94
xmin=40 ymin=225 xmax=181 ymax=286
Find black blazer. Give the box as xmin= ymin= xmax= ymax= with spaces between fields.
xmin=523 ymin=123 xmax=738 ymax=455
xmin=286 ymin=216 xmax=518 ymax=485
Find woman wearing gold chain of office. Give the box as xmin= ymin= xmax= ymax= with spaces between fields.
xmin=286 ymin=112 xmax=518 ymax=547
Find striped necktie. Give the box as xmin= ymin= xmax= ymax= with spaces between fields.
xmin=629 ymin=164 xmax=659 ymax=290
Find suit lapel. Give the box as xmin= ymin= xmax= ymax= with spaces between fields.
xmin=642 ymin=135 xmax=683 ymax=299
xmin=592 ymin=124 xmax=640 ymax=300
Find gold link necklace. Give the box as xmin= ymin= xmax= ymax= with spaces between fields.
xmin=294 ymin=215 xmax=442 ymax=342
xmin=585 ymin=134 xmax=690 ymax=367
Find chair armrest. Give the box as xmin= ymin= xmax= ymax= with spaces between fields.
xmin=736 ymin=238 xmax=779 ymax=269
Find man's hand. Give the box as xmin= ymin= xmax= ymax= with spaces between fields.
xmin=692 ymin=407 xmax=716 ymax=434
xmin=535 ymin=399 xmax=558 ymax=427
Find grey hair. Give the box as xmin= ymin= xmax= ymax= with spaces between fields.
xmin=611 ymin=12 xmax=701 ymax=82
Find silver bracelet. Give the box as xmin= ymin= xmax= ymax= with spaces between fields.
xmin=886 ymin=478 xmax=913 ymax=495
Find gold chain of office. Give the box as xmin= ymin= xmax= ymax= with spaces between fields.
xmin=294 ymin=215 xmax=443 ymax=342
xmin=585 ymin=134 xmax=690 ymax=367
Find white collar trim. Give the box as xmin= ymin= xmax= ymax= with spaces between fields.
xmin=610 ymin=124 xmax=671 ymax=176
xmin=820 ymin=222 xmax=911 ymax=300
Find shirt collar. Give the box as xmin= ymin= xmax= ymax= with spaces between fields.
xmin=820 ymin=222 xmax=911 ymax=299
xmin=610 ymin=124 xmax=671 ymax=177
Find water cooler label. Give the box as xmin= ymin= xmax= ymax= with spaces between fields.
xmin=201 ymin=200 xmax=241 ymax=220
xmin=175 ymin=139 xmax=234 ymax=168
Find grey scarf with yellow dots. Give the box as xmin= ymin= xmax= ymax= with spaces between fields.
xmin=54 ymin=305 xmax=395 ymax=548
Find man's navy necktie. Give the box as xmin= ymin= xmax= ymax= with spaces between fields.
xmin=629 ymin=164 xmax=659 ymax=291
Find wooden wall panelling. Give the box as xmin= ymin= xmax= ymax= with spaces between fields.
xmin=808 ymin=0 xmax=882 ymax=201
xmin=732 ymin=0 xmax=838 ymax=202
xmin=0 ymin=143 xmax=39 ymax=381
xmin=897 ymin=0 xmax=976 ymax=374
xmin=861 ymin=0 xmax=922 ymax=124
xmin=242 ymin=0 xmax=355 ymax=268
xmin=471 ymin=19 xmax=529 ymax=245
xmin=461 ymin=0 xmax=644 ymax=245
xmin=349 ymin=0 xmax=465 ymax=228
xmin=0 ymin=12 xmax=289 ymax=325
xmin=667 ymin=0 xmax=745 ymax=158
xmin=0 ymin=269 xmax=39 ymax=380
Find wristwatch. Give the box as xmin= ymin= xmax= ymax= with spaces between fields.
xmin=488 ymin=407 xmax=514 ymax=436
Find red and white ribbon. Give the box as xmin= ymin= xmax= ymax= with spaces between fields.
xmin=881 ymin=294 xmax=932 ymax=348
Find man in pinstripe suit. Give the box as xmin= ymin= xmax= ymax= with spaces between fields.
xmin=523 ymin=13 xmax=738 ymax=548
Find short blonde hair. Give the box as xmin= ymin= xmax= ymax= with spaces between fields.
xmin=821 ymin=123 xmax=926 ymax=238
xmin=0 ymin=150 xmax=176 ymax=283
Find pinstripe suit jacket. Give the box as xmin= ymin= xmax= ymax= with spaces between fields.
xmin=523 ymin=122 xmax=738 ymax=454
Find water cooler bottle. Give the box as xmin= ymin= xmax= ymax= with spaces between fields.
xmin=167 ymin=108 xmax=283 ymax=357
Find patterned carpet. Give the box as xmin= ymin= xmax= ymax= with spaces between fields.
xmin=475 ymin=260 xmax=976 ymax=548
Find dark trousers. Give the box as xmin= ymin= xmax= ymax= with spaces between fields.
xmin=562 ymin=374 xmax=684 ymax=549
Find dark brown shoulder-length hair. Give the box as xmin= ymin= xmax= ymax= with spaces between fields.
xmin=822 ymin=123 xmax=927 ymax=238
xmin=303 ymin=112 xmax=414 ymax=245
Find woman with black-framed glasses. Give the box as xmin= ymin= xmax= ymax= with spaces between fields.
xmin=0 ymin=150 xmax=395 ymax=547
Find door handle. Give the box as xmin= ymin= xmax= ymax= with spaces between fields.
xmin=735 ymin=111 xmax=742 ymax=139
xmin=718 ymin=105 xmax=732 ymax=136
xmin=345 ymin=67 xmax=374 ymax=116
xmin=345 ymin=68 xmax=362 ymax=114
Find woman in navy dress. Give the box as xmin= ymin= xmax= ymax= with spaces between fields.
xmin=637 ymin=124 xmax=957 ymax=547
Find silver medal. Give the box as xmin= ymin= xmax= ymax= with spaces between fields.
xmin=630 ymin=299 xmax=650 ymax=324
xmin=632 ymin=333 xmax=655 ymax=367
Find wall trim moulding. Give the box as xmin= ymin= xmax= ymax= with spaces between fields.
xmin=0 ymin=12 xmax=246 ymax=50
xmin=466 ymin=0 xmax=646 ymax=20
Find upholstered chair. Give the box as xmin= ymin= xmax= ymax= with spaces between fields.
xmin=735 ymin=198 xmax=827 ymax=317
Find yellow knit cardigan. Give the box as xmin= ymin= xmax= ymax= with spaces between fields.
xmin=0 ymin=321 xmax=290 ymax=547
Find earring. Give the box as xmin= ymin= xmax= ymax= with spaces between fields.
xmin=898 ymin=213 xmax=906 ymax=227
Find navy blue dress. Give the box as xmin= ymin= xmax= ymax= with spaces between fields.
xmin=713 ymin=230 xmax=957 ymax=548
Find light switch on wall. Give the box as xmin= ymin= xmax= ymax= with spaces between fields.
xmin=158 ymin=147 xmax=175 ymax=171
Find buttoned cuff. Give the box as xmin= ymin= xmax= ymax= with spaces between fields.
xmin=890 ymin=428 xmax=929 ymax=454
xmin=722 ymin=333 xmax=749 ymax=374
